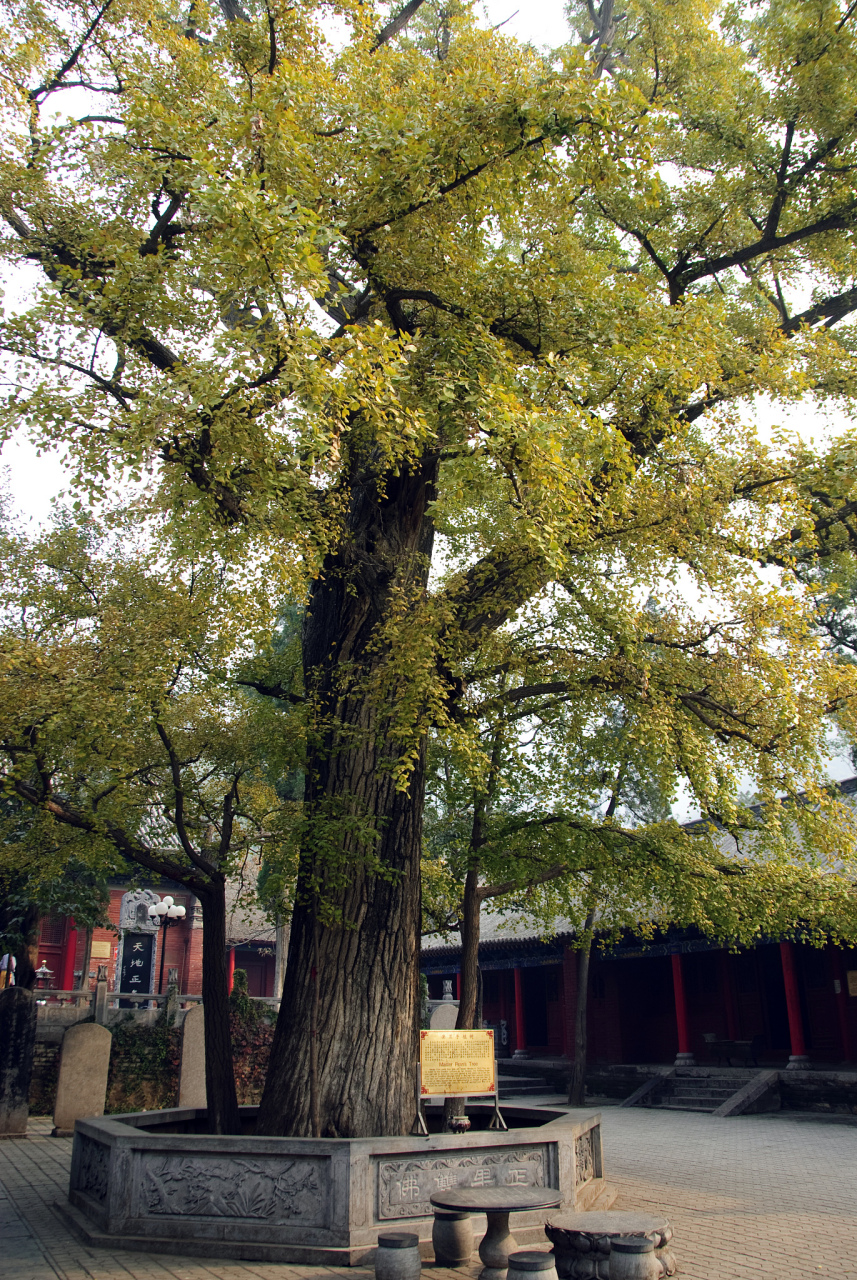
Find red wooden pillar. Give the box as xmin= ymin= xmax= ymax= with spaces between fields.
xmin=455 ymin=971 xmax=461 ymax=1001
xmin=829 ymin=944 xmax=853 ymax=1063
xmin=513 ymin=967 xmax=527 ymax=1057
xmin=671 ymin=953 xmax=694 ymax=1065
xmin=779 ymin=941 xmax=809 ymax=1068
xmin=59 ymin=919 xmax=78 ymax=992
xmin=719 ymin=950 xmax=738 ymax=1040
xmin=227 ymin=947 xmax=236 ymax=994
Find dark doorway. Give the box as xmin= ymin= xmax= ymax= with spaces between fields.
xmin=234 ymin=948 xmax=273 ymax=997
xmin=758 ymin=945 xmax=790 ymax=1052
xmin=522 ymin=967 xmax=548 ymax=1048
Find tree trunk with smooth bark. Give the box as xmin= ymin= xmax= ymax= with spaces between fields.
xmin=257 ymin=457 xmax=436 ymax=1137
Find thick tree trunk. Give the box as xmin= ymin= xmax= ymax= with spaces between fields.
xmin=567 ymin=911 xmax=595 ymax=1107
xmin=257 ymin=456 xmax=437 ymax=1138
xmin=197 ymin=881 xmax=242 ymax=1135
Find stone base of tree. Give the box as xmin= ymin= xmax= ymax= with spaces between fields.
xmin=63 ymin=1105 xmax=612 ymax=1265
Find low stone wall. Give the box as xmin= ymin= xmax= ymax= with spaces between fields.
xmin=777 ymin=1070 xmax=857 ymax=1116
xmin=66 ymin=1105 xmax=608 ymax=1265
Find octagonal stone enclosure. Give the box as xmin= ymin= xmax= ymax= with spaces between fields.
xmin=63 ymin=1105 xmax=609 ymax=1265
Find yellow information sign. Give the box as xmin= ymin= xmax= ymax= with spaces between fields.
xmin=420 ymin=1029 xmax=496 ymax=1097
xmin=91 ymin=941 xmax=112 ymax=959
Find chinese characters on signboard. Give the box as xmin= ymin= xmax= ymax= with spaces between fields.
xmin=119 ymin=932 xmax=153 ymax=1000
xmin=420 ymin=1030 xmax=495 ymax=1096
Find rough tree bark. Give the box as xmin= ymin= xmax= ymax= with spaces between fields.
xmin=257 ymin=456 xmax=437 ymax=1137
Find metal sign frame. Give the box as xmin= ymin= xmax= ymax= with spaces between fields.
xmin=412 ymin=1029 xmax=507 ymax=1135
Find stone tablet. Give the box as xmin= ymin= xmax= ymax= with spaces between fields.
xmin=53 ymin=1023 xmax=112 ymax=1135
xmin=420 ymin=1030 xmax=495 ymax=1097
xmin=0 ymin=986 xmax=37 ymax=1136
xmin=429 ymin=1003 xmax=459 ymax=1030
xmin=178 ymin=1003 xmax=207 ymax=1109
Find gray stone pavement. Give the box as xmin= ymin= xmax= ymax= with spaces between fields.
xmin=1 ymin=1109 xmax=856 ymax=1280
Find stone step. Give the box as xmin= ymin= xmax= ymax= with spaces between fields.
xmin=671 ymin=1085 xmax=739 ymax=1100
xmin=497 ymin=1082 xmax=551 ymax=1096
xmin=654 ymin=1099 xmax=717 ymax=1112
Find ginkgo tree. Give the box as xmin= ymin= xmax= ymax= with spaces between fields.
xmin=421 ymin=606 xmax=857 ymax=1113
xmin=5 ymin=0 xmax=857 ymax=1138
xmin=0 ymin=514 xmax=299 ymax=1133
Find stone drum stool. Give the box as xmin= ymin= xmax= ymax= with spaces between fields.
xmin=433 ymin=1209 xmax=474 ymax=1266
xmin=609 ymin=1238 xmax=658 ymax=1280
xmin=508 ymin=1251 xmax=559 ymax=1280
xmin=544 ymin=1212 xmax=675 ymax=1280
xmin=375 ymin=1232 xmax=422 ymax=1280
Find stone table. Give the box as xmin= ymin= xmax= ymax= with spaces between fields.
xmin=430 ymin=1186 xmax=562 ymax=1280
xmin=544 ymin=1211 xmax=675 ymax=1280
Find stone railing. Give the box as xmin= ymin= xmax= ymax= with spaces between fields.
xmin=36 ymin=985 xmax=279 ymax=1028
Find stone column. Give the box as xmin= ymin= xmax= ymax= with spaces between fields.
xmin=513 ymin=967 xmax=527 ymax=1058
xmin=780 ymin=941 xmax=810 ymax=1069
xmin=94 ymin=970 xmax=110 ymax=1024
xmin=0 ymin=987 xmax=37 ymax=1136
xmin=178 ymin=1003 xmax=207 ymax=1108
xmin=53 ymin=1022 xmax=112 ymax=1135
xmin=671 ymin=953 xmax=694 ymax=1065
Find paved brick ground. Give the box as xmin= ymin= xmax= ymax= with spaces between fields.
xmin=1 ymin=1109 xmax=855 ymax=1280
xmin=599 ymin=1107 xmax=857 ymax=1280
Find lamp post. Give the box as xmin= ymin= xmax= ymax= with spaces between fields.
xmin=147 ymin=896 xmax=187 ymax=994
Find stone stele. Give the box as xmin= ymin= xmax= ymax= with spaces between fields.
xmin=179 ymin=1004 xmax=207 ymax=1109
xmin=53 ymin=1023 xmax=112 ymax=1136
xmin=430 ymin=1004 xmax=459 ymax=1030
xmin=0 ymin=986 xmax=37 ymax=1137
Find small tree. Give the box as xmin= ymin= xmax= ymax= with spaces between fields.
xmin=0 ymin=515 xmax=299 ymax=1133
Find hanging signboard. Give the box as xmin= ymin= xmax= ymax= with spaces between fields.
xmin=420 ymin=1029 xmax=496 ymax=1097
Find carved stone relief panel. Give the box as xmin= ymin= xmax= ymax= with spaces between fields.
xmin=76 ymin=1136 xmax=110 ymax=1203
xmin=574 ymin=1131 xmax=595 ymax=1187
xmin=377 ymin=1144 xmax=548 ymax=1220
xmin=118 ymin=889 xmax=162 ymax=934
xmin=140 ymin=1154 xmax=328 ymax=1226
